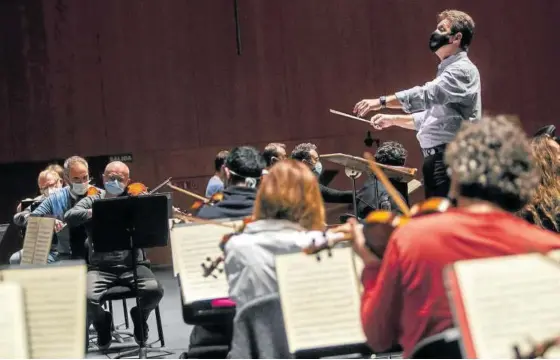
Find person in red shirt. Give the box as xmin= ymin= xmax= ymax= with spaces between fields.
xmin=336 ymin=115 xmax=560 ymax=357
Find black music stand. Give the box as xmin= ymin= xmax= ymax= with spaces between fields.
xmin=91 ymin=194 xmax=169 ymax=359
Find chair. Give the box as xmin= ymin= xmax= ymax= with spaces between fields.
xmin=410 ymin=328 xmax=462 ymax=359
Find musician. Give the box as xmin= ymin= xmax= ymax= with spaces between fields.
xmin=225 ymin=160 xmax=329 ymax=358
xmin=46 ymin=163 xmax=65 ymax=185
xmin=262 ymin=142 xmax=287 ymax=168
xmin=206 ymin=150 xmax=229 ymax=197
xmin=335 ymin=115 xmax=560 ymax=357
xmin=354 ymin=10 xmax=480 ymax=199
xmin=291 ymin=142 xmax=353 ymax=204
xmin=519 ymin=132 xmax=560 ymax=232
xmin=64 ymin=161 xmax=164 ymax=350
xmin=357 ymin=141 xmax=409 ymax=218
xmin=11 ymin=156 xmax=92 ymax=262
xmin=10 ymin=169 xmax=63 ymax=264
xmin=197 ymin=146 xmax=265 ymax=219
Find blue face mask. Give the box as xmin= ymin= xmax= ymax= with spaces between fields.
xmin=104 ymin=180 xmax=125 ymax=195
xmin=313 ymin=161 xmax=323 ymax=177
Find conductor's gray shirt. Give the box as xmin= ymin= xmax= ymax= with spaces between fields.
xmin=396 ymin=51 xmax=481 ymax=149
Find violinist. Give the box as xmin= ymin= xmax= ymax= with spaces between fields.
xmin=262 ymin=142 xmax=287 ymax=168
xmin=13 ymin=156 xmax=96 ymax=262
xmin=45 ymin=163 xmax=65 ymax=185
xmin=334 ymin=115 xmax=560 ymax=358
xmin=519 ymin=129 xmax=560 ymax=232
xmin=356 ymin=141 xmax=409 ymax=219
xmin=64 ymin=161 xmax=164 ymax=350
xmin=206 ymin=150 xmax=229 ymax=197
xmin=291 ymin=142 xmax=354 ymax=204
xmin=10 ymin=168 xmax=63 ymax=264
xmin=197 ymin=146 xmax=265 ymax=219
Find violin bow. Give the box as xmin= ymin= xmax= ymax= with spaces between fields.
xmin=166 ymin=183 xmax=209 ymax=202
xmin=148 ymin=177 xmax=172 ymax=194
xmin=363 ymin=152 xmax=411 ymax=217
xmin=172 ymin=210 xmax=234 ymax=229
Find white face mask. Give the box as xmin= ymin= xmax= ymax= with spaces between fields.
xmin=41 ymin=187 xmax=58 ymax=197
xmin=71 ymin=182 xmax=89 ymax=196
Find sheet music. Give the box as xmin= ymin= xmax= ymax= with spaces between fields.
xmin=276 ymin=247 xmax=366 ymax=353
xmin=0 ymin=263 xmax=87 ymax=359
xmin=171 ymin=221 xmax=242 ymax=304
xmin=21 ymin=217 xmax=55 ymax=265
xmin=453 ymin=250 xmax=560 ymax=358
xmin=0 ymin=282 xmax=29 ymax=359
xmin=407 ymin=179 xmax=423 ymax=195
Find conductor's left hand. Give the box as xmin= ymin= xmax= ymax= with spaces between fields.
xmin=354 ymin=98 xmax=381 ymax=117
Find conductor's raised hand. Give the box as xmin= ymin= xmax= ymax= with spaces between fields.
xmin=353 ymin=98 xmax=381 ymax=117
xmin=370 ymin=114 xmax=396 ymax=130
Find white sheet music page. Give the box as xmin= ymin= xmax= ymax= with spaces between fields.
xmin=171 ymin=221 xmax=242 ymax=304
xmin=453 ymin=250 xmax=560 ymax=358
xmin=276 ymin=247 xmax=366 ymax=353
xmin=21 ymin=217 xmax=54 ymax=265
xmin=0 ymin=263 xmax=87 ymax=359
xmin=0 ymin=282 xmax=29 ymax=359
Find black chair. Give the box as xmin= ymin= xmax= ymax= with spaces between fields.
xmin=410 ymin=328 xmax=462 ymax=359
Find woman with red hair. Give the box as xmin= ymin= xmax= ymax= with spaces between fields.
xmin=224 ymin=159 xmax=327 ymax=308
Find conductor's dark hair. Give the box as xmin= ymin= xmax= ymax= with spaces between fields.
xmin=225 ymin=146 xmax=266 ymax=182
xmin=291 ymin=143 xmax=317 ymax=163
xmin=374 ymin=141 xmax=408 ymax=166
xmin=214 ymin=150 xmax=230 ymax=172
xmin=438 ymin=9 xmax=475 ymax=51
xmin=445 ymin=115 xmax=538 ymax=212
xmin=263 ymin=143 xmax=286 ymax=167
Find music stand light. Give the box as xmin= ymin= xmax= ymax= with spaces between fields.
xmin=91 ymin=194 xmax=169 ymax=359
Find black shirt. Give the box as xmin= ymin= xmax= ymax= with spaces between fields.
xmin=196 ymin=186 xmax=257 ymax=220
xmin=356 ymin=176 xmax=409 ymax=219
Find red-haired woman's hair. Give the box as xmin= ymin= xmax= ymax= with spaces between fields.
xmin=253 ymin=160 xmax=325 ymax=231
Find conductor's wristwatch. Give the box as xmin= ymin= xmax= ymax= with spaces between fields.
xmin=379 ymin=96 xmax=387 ymax=109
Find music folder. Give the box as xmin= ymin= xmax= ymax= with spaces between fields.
xmin=322 ymin=153 xmax=417 ymax=182
xmin=275 ymin=247 xmax=367 ymax=355
xmin=0 ymin=261 xmax=87 ymax=359
xmin=20 ymin=216 xmax=55 ymax=265
xmin=170 ymin=219 xmax=243 ymax=304
xmin=445 ymin=250 xmax=560 ymax=359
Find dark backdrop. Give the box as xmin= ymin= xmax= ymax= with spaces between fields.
xmin=1 ymin=0 xmax=559 ymax=263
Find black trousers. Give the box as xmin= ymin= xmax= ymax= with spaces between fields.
xmin=86 ymin=265 xmax=164 ymax=325
xmin=422 ymin=152 xmax=451 ymax=199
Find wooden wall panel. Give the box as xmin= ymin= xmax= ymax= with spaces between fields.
xmin=1 ymin=0 xmax=559 ymax=263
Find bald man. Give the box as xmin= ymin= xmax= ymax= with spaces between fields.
xmin=64 ymin=161 xmax=164 ymax=350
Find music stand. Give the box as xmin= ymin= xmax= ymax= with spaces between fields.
xmin=91 ymin=194 xmax=169 ymax=359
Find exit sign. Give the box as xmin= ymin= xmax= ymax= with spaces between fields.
xmin=108 ymin=153 xmax=133 ymax=163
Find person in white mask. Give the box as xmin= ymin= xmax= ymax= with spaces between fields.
xmin=64 ymin=161 xmax=164 ymax=350
xmin=12 ymin=156 xmax=94 ymax=263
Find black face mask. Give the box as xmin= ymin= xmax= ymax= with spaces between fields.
xmin=429 ymin=31 xmax=453 ymax=52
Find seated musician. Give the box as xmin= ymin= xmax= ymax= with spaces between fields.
xmin=10 ymin=168 xmax=63 ymax=264
xmin=46 ymin=163 xmax=66 ymax=185
xmin=206 ymin=150 xmax=229 ymax=197
xmin=197 ymin=146 xmax=266 ymax=219
xmin=11 ymin=156 xmax=92 ymax=263
xmin=262 ymin=142 xmax=287 ymax=168
xmin=519 ymin=130 xmax=560 ymax=232
xmin=334 ymin=115 xmax=560 ymax=357
xmin=64 ymin=161 xmax=164 ymax=350
xmin=356 ymin=141 xmax=409 ymax=218
xmin=291 ymin=142 xmax=354 ymax=204
xmin=224 ymin=160 xmax=327 ymax=309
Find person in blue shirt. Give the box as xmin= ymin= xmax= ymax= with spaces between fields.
xmin=205 ymin=150 xmax=229 ymax=197
xmin=11 ymin=155 xmax=93 ymax=263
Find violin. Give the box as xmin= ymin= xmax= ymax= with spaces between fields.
xmin=303 ymin=152 xmax=453 ymax=257
xmin=86 ymin=185 xmax=101 ymax=196
xmin=126 ymin=177 xmax=172 ymax=196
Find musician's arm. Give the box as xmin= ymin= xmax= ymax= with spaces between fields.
xmin=64 ymin=196 xmax=95 ymax=227
xmin=361 ymin=238 xmax=402 ymax=352
xmin=319 ymin=184 xmax=354 ymax=204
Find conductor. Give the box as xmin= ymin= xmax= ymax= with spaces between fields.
xmin=354 ymin=10 xmax=481 ymax=198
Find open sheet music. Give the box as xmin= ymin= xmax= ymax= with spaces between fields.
xmin=171 ymin=220 xmax=242 ymax=304
xmin=275 ymin=247 xmax=366 ymax=354
xmin=21 ymin=217 xmax=55 ymax=265
xmin=446 ymin=250 xmax=560 ymax=358
xmin=0 ymin=282 xmax=29 ymax=359
xmin=0 ymin=262 xmax=87 ymax=359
